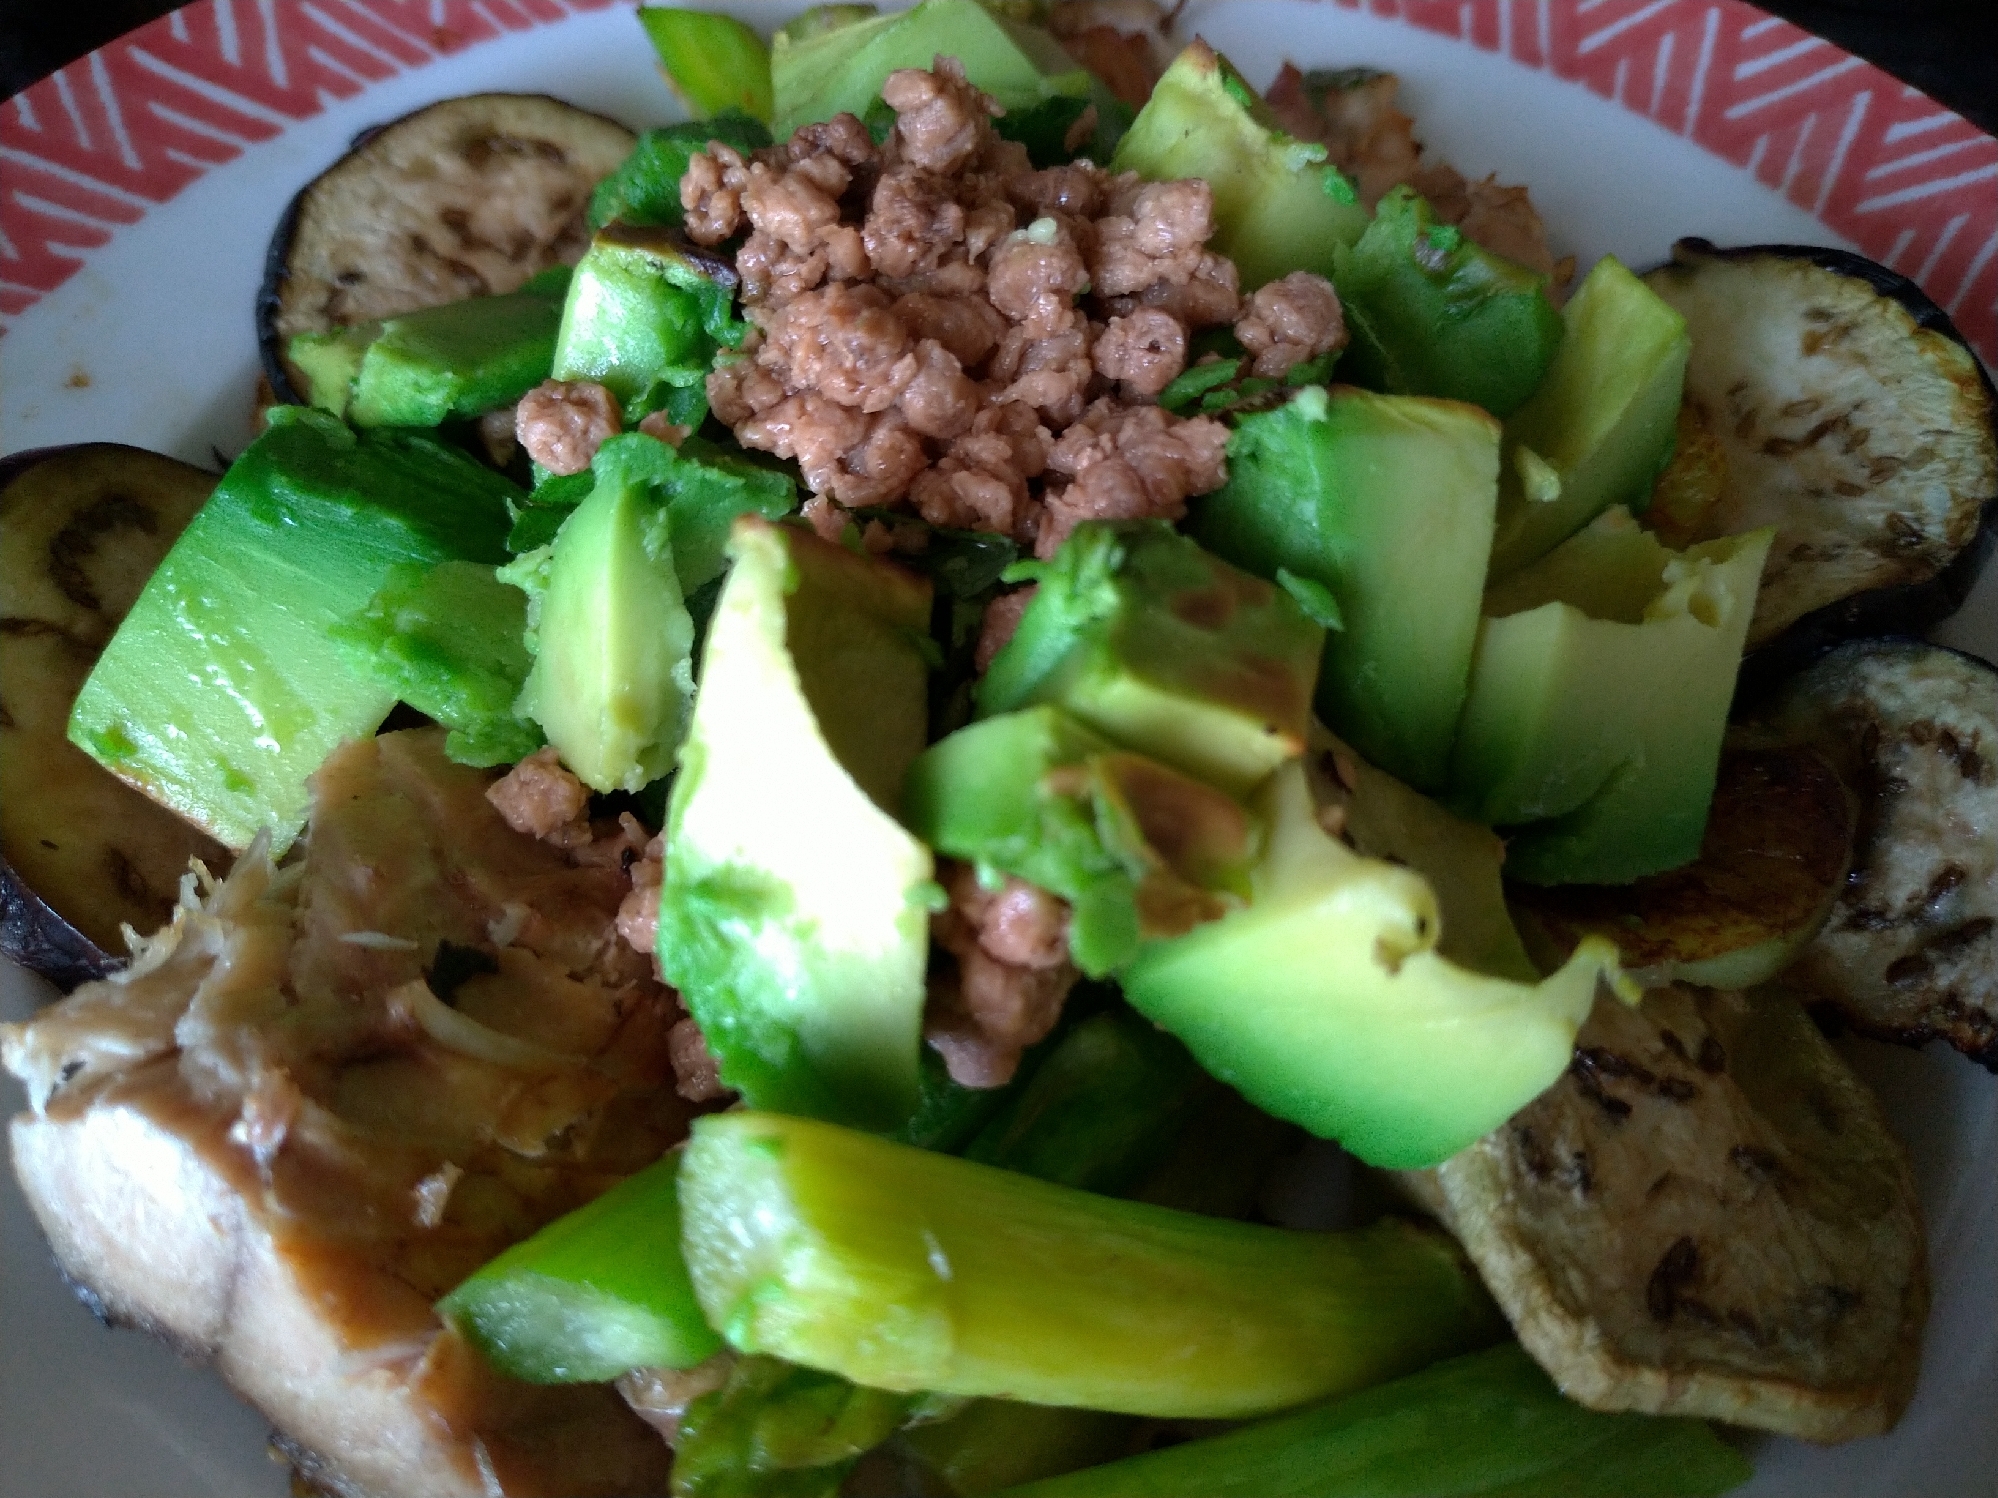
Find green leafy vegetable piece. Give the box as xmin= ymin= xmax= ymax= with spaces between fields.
xmin=588 ymin=113 xmax=773 ymax=232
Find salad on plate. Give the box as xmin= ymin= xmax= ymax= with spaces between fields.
xmin=2 ymin=3 xmax=1995 ymax=1495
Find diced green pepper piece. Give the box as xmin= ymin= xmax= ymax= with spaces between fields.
xmin=1333 ymin=187 xmax=1563 ymax=419
xmin=978 ymin=521 xmax=1324 ymax=798
xmin=674 ymin=1356 xmax=917 ymax=1498
xmin=437 ymin=1150 xmax=721 ymax=1383
xmin=1121 ymin=763 xmax=1627 ymax=1169
xmin=907 ymin=706 xmax=1259 ymax=976
xmin=68 ymin=407 xmax=517 ymax=851
xmin=639 ymin=8 xmax=775 ymax=124
xmin=552 ymin=224 xmax=745 ymax=426
xmin=1111 ymin=40 xmax=1367 ymax=289
xmin=996 ymin=1344 xmax=1753 ymax=1497
xmin=1191 ymin=385 xmax=1502 ymax=792
xmin=330 ymin=559 xmax=540 ymax=768
xmin=679 ymin=1111 xmax=1506 ymax=1418
xmin=964 ymin=1009 xmax=1207 ymax=1194
xmin=587 ymin=114 xmax=772 ymax=233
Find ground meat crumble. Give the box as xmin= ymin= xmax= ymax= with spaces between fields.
xmin=684 ymin=56 xmax=1346 ymax=557
xmin=926 ymin=861 xmax=1079 ymax=1088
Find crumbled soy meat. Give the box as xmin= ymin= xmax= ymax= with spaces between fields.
xmin=975 ymin=586 xmax=1037 ymax=672
xmin=1235 ymin=270 xmax=1348 ymax=378
xmin=478 ymin=404 xmax=518 ymax=467
xmin=1094 ymin=306 xmax=1187 ymax=396
xmin=667 ymin=1015 xmax=728 ymax=1102
xmin=515 ymin=379 xmax=621 ymax=475
xmin=615 ymin=833 xmax=665 ymax=957
xmin=689 ymin=59 xmax=1242 ymax=547
xmin=487 ymin=747 xmax=590 ymax=844
xmin=1039 ymin=399 xmax=1230 ymax=556
xmin=925 ymin=862 xmax=1078 ymax=1087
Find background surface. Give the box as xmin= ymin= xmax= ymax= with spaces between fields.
xmin=2 ymin=0 xmax=1996 ymax=134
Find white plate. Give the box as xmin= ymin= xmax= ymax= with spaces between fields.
xmin=2 ymin=3 xmax=1994 ymax=1494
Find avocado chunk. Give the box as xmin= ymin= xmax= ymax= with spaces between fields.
xmin=288 ymin=268 xmax=571 ymax=427
xmin=1333 ymin=187 xmax=1564 ymax=419
xmin=1449 ymin=510 xmax=1773 ymax=884
xmin=771 ymin=0 xmax=1091 ymax=139
xmin=906 ymin=705 xmax=1260 ymax=976
xmin=587 ymin=114 xmax=772 ymax=233
xmin=637 ymin=8 xmax=774 ymax=124
xmin=331 ymin=560 xmax=540 ymax=768
xmin=1487 ymin=255 xmax=1691 ymax=577
xmin=1192 ymin=385 xmax=1501 ymax=792
xmin=501 ymin=434 xmax=795 ymax=793
xmin=1111 ymin=40 xmax=1367 ymax=290
xmin=978 ymin=521 xmax=1324 ymax=797
xmin=659 ymin=518 xmax=935 ymax=1130
xmin=1121 ymin=762 xmax=1626 ymax=1169
xmin=552 ymin=224 xmax=744 ymax=428
xmin=68 ymin=408 xmax=517 ymax=851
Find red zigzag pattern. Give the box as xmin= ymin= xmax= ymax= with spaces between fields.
xmin=3 ymin=0 xmax=1995 ymax=364
xmin=0 ymin=0 xmax=616 ymax=318
xmin=1341 ymin=0 xmax=1998 ymax=360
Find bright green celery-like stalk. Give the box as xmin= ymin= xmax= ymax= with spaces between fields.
xmin=680 ymin=1112 xmax=1505 ymax=1418
xmin=996 ymin=1344 xmax=1751 ymax=1498
xmin=437 ymin=1150 xmax=720 ymax=1383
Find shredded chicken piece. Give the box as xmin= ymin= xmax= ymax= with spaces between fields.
xmin=515 ymin=379 xmax=621 ymax=475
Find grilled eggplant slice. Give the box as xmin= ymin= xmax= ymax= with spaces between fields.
xmin=1643 ymin=240 xmax=1998 ymax=651
xmin=0 ymin=446 xmax=231 ymax=987
xmin=1757 ymin=638 xmax=1998 ymax=1066
xmin=1509 ymin=744 xmax=1854 ymax=989
xmin=1401 ymin=983 xmax=1928 ymax=1442
xmin=258 ymin=94 xmax=636 ymax=403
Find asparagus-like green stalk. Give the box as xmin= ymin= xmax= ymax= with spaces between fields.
xmin=992 ymin=1345 xmax=1752 ymax=1498
xmin=679 ymin=1112 xmax=1505 ymax=1418
xmin=437 ymin=1151 xmax=719 ymax=1383
xmin=671 ymin=1355 xmax=918 ymax=1498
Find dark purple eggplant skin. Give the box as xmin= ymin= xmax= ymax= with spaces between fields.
xmin=1664 ymin=239 xmax=1998 ymax=702
xmin=0 ymin=861 xmax=115 ymax=992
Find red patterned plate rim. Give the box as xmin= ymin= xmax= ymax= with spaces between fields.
xmin=1 ymin=0 xmax=1994 ymax=364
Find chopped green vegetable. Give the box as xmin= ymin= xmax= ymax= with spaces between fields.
xmin=639 ymin=8 xmax=774 ymax=124
xmin=774 ymin=5 xmax=880 ymax=48
xmin=588 ymin=114 xmax=773 ymax=232
xmin=437 ymin=1150 xmax=720 ymax=1383
xmin=978 ymin=521 xmax=1324 ymax=798
xmin=906 ymin=705 xmax=1259 ymax=975
xmin=964 ymin=1008 xmax=1208 ymax=1194
xmin=552 ymin=224 xmax=745 ymax=427
xmin=674 ymin=1356 xmax=916 ymax=1498
xmin=770 ymin=0 xmax=1091 ymax=140
xmin=1111 ymin=40 xmax=1367 ymax=289
xmin=659 ymin=519 xmax=935 ymax=1130
xmin=895 ymin=1399 xmax=1135 ymax=1497
xmin=1333 ymin=186 xmax=1564 ymax=418
xmin=69 ymin=407 xmax=517 ymax=851
xmin=995 ymin=1344 xmax=1753 ymax=1497
xmin=1191 ymin=385 xmax=1502 ymax=792
xmin=679 ymin=1110 xmax=1506 ymax=1417
xmin=1121 ymin=762 xmax=1627 ymax=1169
xmin=330 ymin=559 xmax=540 ymax=768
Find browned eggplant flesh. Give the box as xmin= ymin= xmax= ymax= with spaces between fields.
xmin=0 ymin=445 xmax=232 ymax=988
xmin=257 ymin=93 xmax=636 ymax=402
xmin=1755 ymin=638 xmax=1998 ymax=1066
xmin=1643 ymin=240 xmax=1998 ymax=654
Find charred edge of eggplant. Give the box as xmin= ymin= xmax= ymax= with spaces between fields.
xmin=0 ymin=859 xmax=118 ymax=993
xmin=1808 ymin=996 xmax=1998 ymax=1073
xmin=256 ymin=180 xmax=312 ymax=408
xmin=1672 ymin=238 xmax=1998 ymax=689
